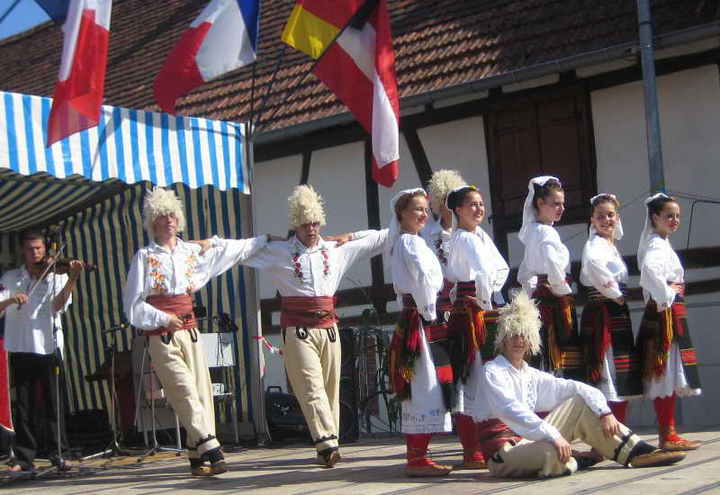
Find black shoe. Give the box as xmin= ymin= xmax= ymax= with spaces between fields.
xmin=317 ymin=447 xmax=340 ymax=468
xmin=204 ymin=447 xmax=228 ymax=475
xmin=573 ymin=455 xmax=600 ymax=471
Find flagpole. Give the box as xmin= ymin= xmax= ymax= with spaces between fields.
xmin=253 ymin=0 xmax=378 ymax=134
xmin=248 ymin=0 xmax=264 ymax=135
xmin=249 ymin=45 xmax=288 ymax=137
xmin=241 ymin=121 xmax=271 ymax=445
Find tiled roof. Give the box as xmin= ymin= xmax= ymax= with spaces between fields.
xmin=0 ymin=0 xmax=715 ymax=134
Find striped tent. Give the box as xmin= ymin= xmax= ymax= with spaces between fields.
xmin=0 ymin=91 xmax=264 ymax=437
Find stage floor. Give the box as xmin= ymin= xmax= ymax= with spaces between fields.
xmin=2 ymin=428 xmax=718 ymax=494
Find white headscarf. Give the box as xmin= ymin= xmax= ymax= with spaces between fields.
xmin=387 ymin=188 xmax=427 ymax=256
xmin=518 ymin=176 xmax=560 ymax=244
xmin=588 ymin=193 xmax=624 ymax=240
xmin=637 ymin=192 xmax=671 ymax=267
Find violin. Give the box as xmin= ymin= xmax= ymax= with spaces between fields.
xmin=30 ymin=256 xmax=97 ymax=276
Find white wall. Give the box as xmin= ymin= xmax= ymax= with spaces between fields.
xmin=308 ymin=141 xmax=372 ymax=293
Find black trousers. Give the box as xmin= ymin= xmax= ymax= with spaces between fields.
xmin=10 ymin=352 xmax=69 ymax=469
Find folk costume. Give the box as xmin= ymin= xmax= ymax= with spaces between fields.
xmin=579 ymin=194 xmax=642 ymax=423
xmin=637 ymin=194 xmax=701 ymax=451
xmin=388 ymin=188 xmax=453 ymax=477
xmin=123 ymin=188 xmax=268 ymax=476
xmin=517 ymin=176 xmax=583 ymax=379
xmin=478 ymin=292 xmax=685 ymax=479
xmin=421 ymin=169 xmax=467 ymax=318
xmin=0 ymin=267 xmax=74 ymax=471
xmin=423 ymin=171 xmax=488 ymax=468
xmin=243 ymin=185 xmax=388 ymax=467
xmin=445 ymin=206 xmax=509 ymax=468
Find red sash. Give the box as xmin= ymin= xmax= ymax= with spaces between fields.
xmin=477 ymin=418 xmax=522 ymax=459
xmin=280 ymin=296 xmax=337 ymax=329
xmin=144 ymin=294 xmax=196 ymax=335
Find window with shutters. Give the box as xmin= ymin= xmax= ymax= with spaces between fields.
xmin=484 ymin=85 xmax=597 ymax=251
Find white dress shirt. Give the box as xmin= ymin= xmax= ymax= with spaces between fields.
xmin=518 ymin=222 xmax=572 ymax=296
xmin=391 ymin=233 xmax=443 ymax=321
xmin=0 ymin=267 xmax=70 ymax=355
xmin=639 ymin=234 xmax=683 ymax=311
xmin=419 ymin=217 xmax=451 ymax=277
xmin=123 ymin=235 xmax=267 ymax=330
xmin=446 ymin=227 xmax=509 ymax=310
xmin=244 ymin=230 xmax=388 ymax=297
xmin=580 ymin=234 xmax=628 ymax=300
xmin=483 ymin=355 xmax=610 ymax=442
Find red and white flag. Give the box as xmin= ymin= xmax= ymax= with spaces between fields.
xmin=283 ymin=0 xmax=400 ymax=187
xmin=46 ymin=0 xmax=112 ymax=147
xmin=154 ymin=0 xmax=260 ymax=114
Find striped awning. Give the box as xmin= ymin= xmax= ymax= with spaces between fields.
xmin=0 ymin=90 xmax=250 ymax=193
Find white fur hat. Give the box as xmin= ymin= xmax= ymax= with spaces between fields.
xmin=427 ymin=169 xmax=467 ymax=214
xmin=288 ymin=185 xmax=326 ymax=227
xmin=494 ymin=291 xmax=542 ymax=356
xmin=142 ymin=187 xmax=186 ymax=240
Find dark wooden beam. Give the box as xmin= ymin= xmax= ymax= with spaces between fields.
xmin=300 ymin=150 xmax=311 ymax=184
xmin=403 ymin=126 xmax=434 ymax=189
xmin=364 ymin=139 xmax=387 ymax=314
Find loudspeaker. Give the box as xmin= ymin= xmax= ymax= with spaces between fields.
xmin=265 ymin=385 xmax=310 ymax=441
xmin=339 ymin=328 xmax=359 ymax=443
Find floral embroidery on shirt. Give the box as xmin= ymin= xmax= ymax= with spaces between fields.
xmin=146 ymin=256 xmax=168 ymax=293
xmin=185 ymin=253 xmax=199 ymax=293
xmin=150 ymin=270 xmax=167 ymax=293
xmin=291 ymin=248 xmax=330 ymax=282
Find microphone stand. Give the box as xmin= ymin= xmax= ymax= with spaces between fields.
xmin=81 ymin=323 xmax=130 ymax=460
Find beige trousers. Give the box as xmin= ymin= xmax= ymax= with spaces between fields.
xmin=282 ymin=325 xmax=341 ymax=452
xmin=488 ymin=395 xmax=642 ymax=478
xmin=148 ymin=329 xmax=220 ymax=458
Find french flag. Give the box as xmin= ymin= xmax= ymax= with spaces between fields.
xmin=154 ymin=0 xmax=260 ymax=114
xmin=37 ymin=0 xmax=112 ymax=147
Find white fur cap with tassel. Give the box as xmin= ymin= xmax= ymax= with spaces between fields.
xmin=494 ymin=290 xmax=543 ymax=356
xmin=427 ymin=169 xmax=467 ymax=214
xmin=142 ymin=187 xmax=186 ymax=240
xmin=288 ymin=184 xmax=326 ymax=227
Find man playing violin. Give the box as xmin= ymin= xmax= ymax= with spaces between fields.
xmin=0 ymin=231 xmax=83 ymax=473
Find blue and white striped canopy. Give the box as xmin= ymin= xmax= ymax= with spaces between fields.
xmin=0 ymin=90 xmax=250 ymax=193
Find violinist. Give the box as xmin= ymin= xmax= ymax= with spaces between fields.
xmin=0 ymin=230 xmax=84 ymax=473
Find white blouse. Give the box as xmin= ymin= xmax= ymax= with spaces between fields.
xmin=419 ymin=217 xmax=451 ymax=277
xmin=483 ymin=355 xmax=611 ymax=442
xmin=580 ymin=234 xmax=628 ymax=300
xmin=518 ymin=222 xmax=572 ymax=296
xmin=123 ymin=236 xmax=267 ymax=330
xmin=639 ymin=233 xmax=683 ymax=311
xmin=391 ymin=233 xmax=443 ymax=321
xmin=446 ymin=227 xmax=509 ymax=310
xmin=244 ymin=230 xmax=388 ymax=298
xmin=0 ymin=267 xmax=70 ymax=355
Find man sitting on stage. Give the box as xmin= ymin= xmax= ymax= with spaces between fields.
xmin=0 ymin=231 xmax=83 ymax=473
xmin=123 ymin=187 xmax=271 ymax=477
xmin=244 ymin=185 xmax=388 ymax=468
xmin=478 ymin=291 xmax=686 ymax=479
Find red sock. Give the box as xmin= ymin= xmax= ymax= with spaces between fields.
xmin=406 ymin=434 xmax=433 ymax=466
xmin=455 ymin=414 xmax=483 ymax=462
xmin=653 ymin=394 xmax=676 ymax=428
xmin=609 ymin=401 xmax=629 ymax=424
